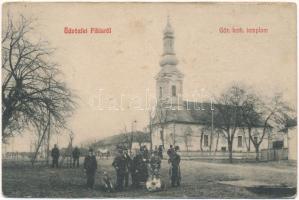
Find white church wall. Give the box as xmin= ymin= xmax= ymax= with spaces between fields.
xmin=156 ymin=79 xmax=170 ymax=102
xmin=152 ymin=123 xmax=276 ymax=153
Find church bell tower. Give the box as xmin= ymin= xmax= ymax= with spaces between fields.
xmin=155 ymin=17 xmax=184 ymax=110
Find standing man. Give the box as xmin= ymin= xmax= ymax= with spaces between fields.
xmin=123 ymin=148 xmax=131 ymax=188
xmin=131 ymin=151 xmax=140 ymax=188
xmin=170 ymin=146 xmax=181 ymax=187
xmin=139 ymin=147 xmax=149 ymax=183
xmin=143 ymin=145 xmax=150 ymax=161
xmin=72 ymin=146 xmax=81 ymax=168
xmin=112 ymin=149 xmax=126 ymax=191
xmin=167 ymin=145 xmax=174 ymax=160
xmin=83 ymin=148 xmax=97 ymax=189
xmin=158 ymin=145 xmax=163 ymax=159
xmin=51 ymin=144 xmax=60 ymax=168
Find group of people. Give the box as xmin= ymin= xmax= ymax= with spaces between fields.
xmin=112 ymin=145 xmax=156 ymax=191
xmin=51 ymin=143 xmax=181 ymax=191
xmin=50 ymin=144 xmax=81 ymax=168
xmin=111 ymin=144 xmax=181 ymax=191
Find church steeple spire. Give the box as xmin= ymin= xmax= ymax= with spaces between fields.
xmin=160 ymin=16 xmax=178 ymax=67
xmin=156 ymin=17 xmax=184 ymax=110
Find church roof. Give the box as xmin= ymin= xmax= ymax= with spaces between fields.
xmin=155 ymin=65 xmax=184 ymax=80
xmin=153 ymin=101 xmax=266 ymax=128
xmin=152 ymin=101 xmax=211 ymax=125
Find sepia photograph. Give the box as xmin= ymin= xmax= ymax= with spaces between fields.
xmin=1 ymin=2 xmax=297 ymax=198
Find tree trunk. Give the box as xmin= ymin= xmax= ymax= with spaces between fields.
xmin=149 ymin=130 xmax=153 ymax=151
xmin=228 ymin=141 xmax=233 ymax=163
xmin=31 ymin=123 xmax=49 ymax=166
xmin=46 ymin=111 xmax=51 ymax=165
xmin=248 ymin=137 xmax=251 ymax=151
xmin=173 ymin=124 xmax=176 ymax=146
xmin=214 ymin=131 xmax=220 ymax=156
xmin=209 ymin=130 xmax=213 ymax=154
xmin=160 ymin=128 xmax=165 ymax=148
xmin=149 ymin=113 xmax=153 ymax=151
xmin=2 ymin=105 xmax=13 ymax=137
xmin=200 ymin=130 xmax=204 ymax=151
xmin=255 ymin=145 xmax=260 ymax=161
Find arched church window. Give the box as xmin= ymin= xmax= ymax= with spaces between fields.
xmin=172 ymin=85 xmax=176 ymax=97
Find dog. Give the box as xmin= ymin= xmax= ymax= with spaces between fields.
xmin=102 ymin=171 xmax=114 ymax=192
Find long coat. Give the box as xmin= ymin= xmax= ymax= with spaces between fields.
xmin=84 ymin=155 xmax=97 ymax=174
xmin=112 ymin=155 xmax=126 ymax=174
xmin=51 ymin=147 xmax=60 ymax=159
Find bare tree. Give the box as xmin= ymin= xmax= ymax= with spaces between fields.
xmin=242 ymin=93 xmax=293 ymax=161
xmin=239 ymin=92 xmax=262 ymax=160
xmin=2 ymin=15 xmax=76 ymax=143
xmin=121 ymin=125 xmax=133 ymax=151
xmin=134 ymin=131 xmax=150 ymax=149
xmin=154 ymin=100 xmax=170 ymax=148
xmin=199 ymin=127 xmax=205 ymax=152
xmin=183 ymin=127 xmax=192 ymax=152
xmin=213 ymin=129 xmax=221 ymax=154
xmin=148 ymin=109 xmax=154 ymax=151
xmin=213 ymin=85 xmax=247 ymax=163
xmin=240 ymin=128 xmax=251 ymax=152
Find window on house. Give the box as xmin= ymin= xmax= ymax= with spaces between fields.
xmin=273 ymin=141 xmax=283 ymax=149
xmin=172 ymin=85 xmax=176 ymax=97
xmin=204 ymin=135 xmax=209 ymax=147
xmin=159 ymin=87 xmax=162 ymax=98
xmin=238 ymin=136 xmax=243 ymax=147
xmin=221 ymin=147 xmax=226 ymax=152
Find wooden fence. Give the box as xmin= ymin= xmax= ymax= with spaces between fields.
xmin=260 ymin=148 xmax=288 ymax=161
xmin=178 ymin=151 xmax=258 ymax=160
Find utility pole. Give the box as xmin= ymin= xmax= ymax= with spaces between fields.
xmin=131 ymin=120 xmax=137 ymax=152
xmin=131 ymin=121 xmax=133 ymax=152
xmin=149 ymin=111 xmax=153 ymax=151
xmin=69 ymin=131 xmax=74 ymax=168
xmin=173 ymin=123 xmax=176 ymax=146
xmin=211 ymin=100 xmax=214 ymax=156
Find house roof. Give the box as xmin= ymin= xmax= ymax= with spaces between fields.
xmin=278 ymin=117 xmax=297 ymax=132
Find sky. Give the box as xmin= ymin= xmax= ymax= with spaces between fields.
xmin=2 ymin=3 xmax=297 ymax=152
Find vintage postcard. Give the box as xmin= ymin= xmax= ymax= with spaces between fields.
xmin=1 ymin=2 xmax=297 ymax=198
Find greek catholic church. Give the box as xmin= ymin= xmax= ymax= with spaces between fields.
xmin=151 ymin=18 xmax=296 ymax=158
xmin=152 ymin=18 xmax=229 ymax=152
